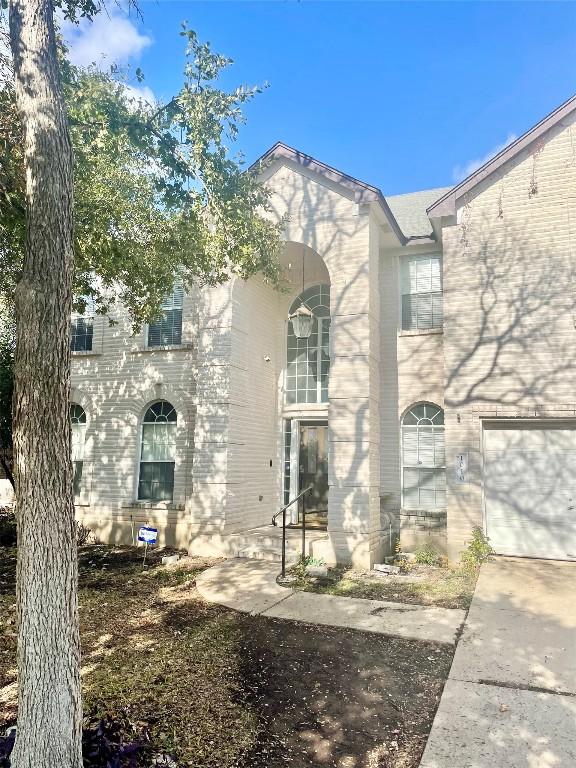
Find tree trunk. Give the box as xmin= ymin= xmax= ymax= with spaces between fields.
xmin=8 ymin=0 xmax=82 ymax=765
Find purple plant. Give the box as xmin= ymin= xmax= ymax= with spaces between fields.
xmin=0 ymin=718 xmax=147 ymax=768
xmin=82 ymin=717 xmax=144 ymax=768
xmin=0 ymin=730 xmax=15 ymax=768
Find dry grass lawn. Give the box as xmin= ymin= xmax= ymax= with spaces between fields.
xmin=0 ymin=545 xmax=454 ymax=767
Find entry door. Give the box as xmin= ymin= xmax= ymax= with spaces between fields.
xmin=299 ymin=424 xmax=328 ymax=527
xmin=484 ymin=422 xmax=576 ymax=560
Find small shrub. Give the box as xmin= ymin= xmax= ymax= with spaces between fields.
xmin=414 ymin=542 xmax=441 ymax=566
xmin=303 ymin=555 xmax=325 ymax=568
xmin=77 ymin=521 xmax=93 ymax=546
xmin=0 ymin=507 xmax=16 ymax=547
xmin=460 ymin=526 xmax=494 ymax=568
xmin=392 ymin=538 xmax=415 ymax=573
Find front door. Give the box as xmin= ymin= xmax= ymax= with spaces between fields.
xmin=299 ymin=424 xmax=328 ymax=528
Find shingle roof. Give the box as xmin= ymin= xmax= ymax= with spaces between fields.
xmin=386 ymin=187 xmax=452 ymax=239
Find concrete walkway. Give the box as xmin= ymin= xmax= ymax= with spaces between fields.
xmin=196 ymin=558 xmax=465 ymax=645
xmin=420 ymin=557 xmax=576 ymax=768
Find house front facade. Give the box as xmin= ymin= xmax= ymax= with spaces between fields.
xmin=70 ymin=94 xmax=576 ymax=566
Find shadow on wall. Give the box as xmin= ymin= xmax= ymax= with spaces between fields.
xmin=399 ymin=214 xmax=576 ymax=558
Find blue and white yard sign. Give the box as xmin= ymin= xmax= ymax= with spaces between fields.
xmin=138 ymin=526 xmax=158 ymax=545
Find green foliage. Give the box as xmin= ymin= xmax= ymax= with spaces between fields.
xmin=414 ymin=541 xmax=441 ymax=566
xmin=0 ymin=24 xmax=283 ymax=328
xmin=303 ymin=556 xmax=326 ymax=568
xmin=460 ymin=526 xmax=494 ymax=568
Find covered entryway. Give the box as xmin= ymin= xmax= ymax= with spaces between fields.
xmin=483 ymin=421 xmax=576 ymax=560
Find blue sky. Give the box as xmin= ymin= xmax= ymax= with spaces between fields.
xmin=63 ymin=1 xmax=576 ymax=194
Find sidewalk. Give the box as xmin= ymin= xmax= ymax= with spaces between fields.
xmin=420 ymin=557 xmax=576 ymax=767
xmin=195 ymin=558 xmax=465 ymax=645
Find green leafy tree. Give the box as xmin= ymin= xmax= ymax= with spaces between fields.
xmin=1 ymin=25 xmax=282 ymax=323
xmin=2 ymin=7 xmax=281 ymax=766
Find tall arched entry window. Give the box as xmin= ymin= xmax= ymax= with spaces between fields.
xmin=286 ymin=284 xmax=330 ymax=404
xmin=70 ymin=403 xmax=87 ymax=498
xmin=138 ymin=400 xmax=177 ymax=501
xmin=402 ymin=403 xmax=446 ymax=509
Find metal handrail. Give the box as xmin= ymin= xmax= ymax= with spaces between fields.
xmin=272 ymin=485 xmax=313 ymax=578
xmin=271 ymin=485 xmax=313 ymax=527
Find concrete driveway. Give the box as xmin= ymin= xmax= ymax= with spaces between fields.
xmin=420 ymin=557 xmax=576 ymax=768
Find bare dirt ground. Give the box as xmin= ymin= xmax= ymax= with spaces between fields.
xmin=0 ymin=546 xmax=452 ymax=767
xmin=290 ymin=563 xmax=478 ymax=610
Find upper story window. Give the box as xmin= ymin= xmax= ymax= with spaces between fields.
xmin=148 ymin=281 xmax=184 ymax=347
xmin=286 ymin=284 xmax=330 ymax=404
xmin=70 ymin=403 xmax=87 ymax=498
xmin=138 ymin=400 xmax=177 ymax=501
xmin=401 ymin=255 xmax=443 ymax=331
xmin=71 ymin=297 xmax=95 ymax=352
xmin=402 ymin=403 xmax=446 ymax=510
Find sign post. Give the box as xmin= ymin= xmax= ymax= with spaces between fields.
xmin=137 ymin=525 xmax=158 ymax=567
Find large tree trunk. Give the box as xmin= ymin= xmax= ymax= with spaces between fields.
xmin=9 ymin=0 xmax=82 ymax=766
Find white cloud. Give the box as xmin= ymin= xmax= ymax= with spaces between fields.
xmin=452 ymin=134 xmax=517 ymax=183
xmin=61 ymin=9 xmax=152 ymax=69
xmin=122 ymin=82 xmax=156 ymax=107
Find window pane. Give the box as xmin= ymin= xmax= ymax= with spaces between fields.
xmin=417 ymin=293 xmax=433 ymax=329
xmin=286 ymin=286 xmax=330 ymax=404
xmin=138 ymin=462 xmax=174 ymax=501
xmin=148 ymin=282 xmax=184 ymax=347
xmin=432 ymin=291 xmax=443 ymax=328
xmin=141 ymin=423 xmax=176 ymax=461
xmin=71 ymin=317 xmax=94 ymax=352
xmin=403 ymin=403 xmax=446 ymax=509
xmin=401 ymin=294 xmax=417 ymax=330
xmin=401 ymin=257 xmax=443 ymax=331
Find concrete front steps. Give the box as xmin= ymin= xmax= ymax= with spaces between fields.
xmin=225 ymin=525 xmax=329 ymax=565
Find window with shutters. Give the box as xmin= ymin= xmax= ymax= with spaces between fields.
xmin=401 ymin=255 xmax=443 ymax=331
xmin=138 ymin=401 xmax=177 ymax=501
xmin=71 ymin=404 xmax=87 ymax=498
xmin=71 ymin=297 xmax=95 ymax=352
xmin=147 ymin=282 xmax=184 ymax=347
xmin=286 ymin=284 xmax=330 ymax=404
xmin=402 ymin=403 xmax=446 ymax=509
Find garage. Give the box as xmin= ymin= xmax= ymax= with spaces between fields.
xmin=483 ymin=421 xmax=576 ymax=560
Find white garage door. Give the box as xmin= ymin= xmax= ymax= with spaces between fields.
xmin=484 ymin=422 xmax=576 ymax=560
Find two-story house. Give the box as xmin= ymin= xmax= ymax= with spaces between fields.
xmin=70 ymin=93 xmax=576 ymax=567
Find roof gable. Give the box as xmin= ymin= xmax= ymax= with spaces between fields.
xmin=428 ymin=93 xmax=576 ymax=219
xmin=251 ymin=142 xmax=407 ymax=244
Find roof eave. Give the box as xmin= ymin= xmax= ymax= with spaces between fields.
xmin=427 ymin=92 xmax=576 ymax=219
xmin=251 ymin=142 xmax=407 ymax=245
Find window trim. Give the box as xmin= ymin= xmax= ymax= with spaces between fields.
xmin=70 ymin=403 xmax=87 ymax=500
xmin=401 ymin=402 xmax=446 ymax=511
xmin=146 ymin=282 xmax=184 ymax=349
xmin=137 ymin=400 xmax=177 ymax=502
xmin=71 ymin=297 xmax=96 ymax=353
xmin=399 ymin=254 xmax=443 ymax=332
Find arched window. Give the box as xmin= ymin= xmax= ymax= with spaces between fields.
xmin=138 ymin=400 xmax=177 ymax=501
xmin=70 ymin=404 xmax=87 ymax=497
xmin=286 ymin=284 xmax=330 ymax=404
xmin=402 ymin=403 xmax=446 ymax=509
